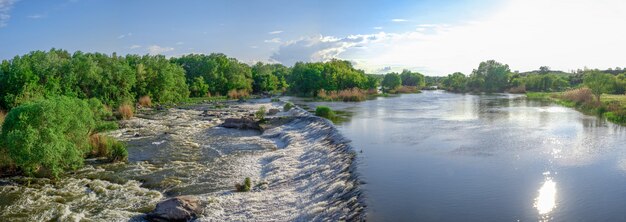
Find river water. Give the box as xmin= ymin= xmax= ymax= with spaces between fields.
xmin=294 ymin=90 xmax=626 ymax=221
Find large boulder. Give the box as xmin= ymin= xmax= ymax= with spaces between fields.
xmin=220 ymin=117 xmax=261 ymax=130
xmin=147 ymin=196 xmax=201 ymax=222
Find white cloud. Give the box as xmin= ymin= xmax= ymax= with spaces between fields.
xmin=373 ymin=27 xmax=383 ymax=30
xmin=129 ymin=45 xmax=141 ymax=49
xmin=269 ymin=30 xmax=283 ymax=35
xmin=250 ymin=45 xmax=258 ymax=49
xmin=272 ymin=0 xmax=626 ymax=75
xmin=391 ymin=19 xmax=408 ymax=22
xmin=0 ymin=0 xmax=18 ymax=27
xmin=117 ymin=32 xmax=132 ymax=39
xmin=264 ymin=38 xmax=282 ymax=44
xmin=147 ymin=45 xmax=174 ymax=55
xmin=175 ymin=41 xmax=184 ymax=45
xmin=27 ymin=14 xmax=44 ymax=19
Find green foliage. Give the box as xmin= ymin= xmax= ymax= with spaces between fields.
xmin=172 ymin=53 xmax=253 ymax=96
xmin=127 ymin=55 xmax=189 ymax=104
xmin=0 ymin=97 xmax=95 ymax=177
xmin=283 ymin=102 xmax=294 ymax=112
xmin=109 ymin=139 xmax=128 ymax=162
xmin=400 ymin=70 xmax=425 ymax=87
xmin=381 ymin=73 xmax=402 ymax=92
xmin=605 ymin=111 xmax=626 ymax=124
xmin=441 ymin=72 xmax=467 ymax=92
xmin=189 ymin=76 xmax=210 ymax=97
xmin=288 ymin=59 xmax=369 ymax=96
xmin=469 ymin=60 xmax=510 ymax=92
xmin=252 ymin=62 xmax=289 ymax=93
xmin=315 ymin=106 xmax=335 ymax=119
xmin=255 ymin=106 xmax=267 ymax=120
xmin=271 ymin=98 xmax=280 ymax=102
xmin=236 ymin=177 xmax=252 ymax=192
xmin=584 ymin=70 xmax=615 ymax=101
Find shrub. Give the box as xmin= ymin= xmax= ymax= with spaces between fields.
xmin=283 ymin=102 xmax=295 ymax=112
xmin=315 ymin=106 xmax=335 ymax=119
xmin=318 ymin=88 xmax=368 ymax=102
xmin=606 ymin=111 xmax=626 ymax=124
xmin=0 ymin=109 xmax=6 ymax=130
xmin=138 ymin=96 xmax=152 ymax=108
xmin=393 ymin=86 xmax=420 ymax=94
xmin=235 ymin=177 xmax=252 ymax=192
xmin=255 ymin=106 xmax=267 ymax=120
xmin=87 ymin=98 xmax=113 ymax=121
xmin=561 ymin=87 xmax=595 ymax=106
xmin=271 ymin=98 xmax=280 ymax=102
xmin=0 ymin=97 xmax=95 ymax=177
xmin=508 ymin=85 xmax=527 ymax=94
xmin=118 ymin=103 xmax=134 ymax=120
xmin=228 ymin=89 xmax=249 ymax=100
xmin=89 ymin=134 xmax=128 ymax=162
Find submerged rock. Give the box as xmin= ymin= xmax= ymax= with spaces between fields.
xmin=147 ymin=196 xmax=201 ymax=222
xmin=267 ymin=108 xmax=280 ymax=115
xmin=220 ymin=117 xmax=261 ymax=130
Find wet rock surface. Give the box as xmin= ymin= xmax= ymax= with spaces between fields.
xmin=147 ymin=196 xmax=201 ymax=222
xmin=219 ymin=117 xmax=261 ymax=130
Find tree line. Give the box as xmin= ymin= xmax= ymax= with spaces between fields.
xmin=440 ymin=60 xmax=626 ymax=96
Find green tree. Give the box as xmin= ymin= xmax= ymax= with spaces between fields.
xmin=470 ymin=60 xmax=510 ymax=92
xmin=189 ymin=76 xmax=210 ymax=97
xmin=400 ymin=70 xmax=425 ymax=87
xmin=0 ymin=97 xmax=95 ymax=177
xmin=381 ymin=73 xmax=402 ymax=92
xmin=584 ymin=70 xmax=615 ymax=101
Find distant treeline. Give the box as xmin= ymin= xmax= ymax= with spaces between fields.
xmin=440 ymin=61 xmax=626 ymax=94
xmin=0 ymin=49 xmax=385 ymax=110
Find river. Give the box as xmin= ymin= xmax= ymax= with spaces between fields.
xmin=293 ymin=90 xmax=626 ymax=221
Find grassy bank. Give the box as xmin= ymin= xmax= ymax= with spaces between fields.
xmin=526 ymin=90 xmax=626 ymax=125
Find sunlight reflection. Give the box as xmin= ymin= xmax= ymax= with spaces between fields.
xmin=534 ymin=175 xmax=557 ymax=215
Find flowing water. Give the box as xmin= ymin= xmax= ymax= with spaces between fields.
xmin=291 ymin=90 xmax=626 ymax=221
xmin=0 ymin=103 xmax=363 ymax=221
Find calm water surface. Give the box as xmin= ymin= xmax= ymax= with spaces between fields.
xmin=296 ymin=90 xmax=626 ymax=221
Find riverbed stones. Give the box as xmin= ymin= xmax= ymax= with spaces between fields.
xmin=268 ymin=108 xmax=280 ymax=115
xmin=147 ymin=196 xmax=201 ymax=222
xmin=220 ymin=117 xmax=261 ymax=130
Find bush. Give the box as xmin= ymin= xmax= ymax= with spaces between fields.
xmin=255 ymin=106 xmax=267 ymax=120
xmin=392 ymin=86 xmax=420 ymax=94
xmin=235 ymin=177 xmax=252 ymax=192
xmin=227 ymin=89 xmax=249 ymax=100
xmin=561 ymin=87 xmax=595 ymax=106
xmin=283 ymin=102 xmax=294 ymax=112
xmin=0 ymin=109 xmax=6 ymax=130
xmin=138 ymin=96 xmax=152 ymax=108
xmin=89 ymin=134 xmax=128 ymax=162
xmin=0 ymin=97 xmax=95 ymax=177
xmin=315 ymin=106 xmax=335 ymax=119
xmin=508 ymin=85 xmax=527 ymax=94
xmin=118 ymin=103 xmax=134 ymax=120
xmin=606 ymin=111 xmax=626 ymax=124
xmin=318 ymin=88 xmax=369 ymax=102
xmin=87 ymin=98 xmax=113 ymax=121
xmin=271 ymin=98 xmax=280 ymax=102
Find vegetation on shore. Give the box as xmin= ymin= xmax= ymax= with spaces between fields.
xmin=526 ymin=89 xmax=626 ymax=125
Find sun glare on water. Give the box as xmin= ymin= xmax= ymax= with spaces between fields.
xmin=534 ymin=177 xmax=557 ymax=215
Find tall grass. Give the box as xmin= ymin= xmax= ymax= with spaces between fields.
xmin=392 ymin=86 xmax=420 ymax=94
xmin=0 ymin=109 xmax=6 ymax=128
xmin=89 ymin=134 xmax=128 ymax=162
xmin=560 ymin=87 xmax=596 ymax=106
xmin=318 ymin=88 xmax=376 ymax=102
xmin=138 ymin=96 xmax=152 ymax=107
xmin=315 ymin=106 xmax=335 ymax=119
xmin=227 ymin=89 xmax=250 ymax=100
xmin=118 ymin=103 xmax=134 ymax=120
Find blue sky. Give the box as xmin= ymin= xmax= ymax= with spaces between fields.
xmin=1 ymin=0 xmax=625 ymax=75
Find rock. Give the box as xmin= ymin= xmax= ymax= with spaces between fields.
xmin=268 ymin=108 xmax=280 ymax=116
xmin=220 ymin=117 xmax=261 ymax=130
xmin=147 ymin=196 xmax=201 ymax=222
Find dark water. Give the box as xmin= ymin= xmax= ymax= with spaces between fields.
xmin=295 ymin=91 xmax=626 ymax=221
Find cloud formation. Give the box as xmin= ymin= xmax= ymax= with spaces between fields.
xmin=0 ymin=0 xmax=18 ymax=27
xmin=117 ymin=32 xmax=132 ymax=39
xmin=147 ymin=45 xmax=174 ymax=55
xmin=271 ymin=0 xmax=626 ymax=75
xmin=391 ymin=19 xmax=407 ymax=22
xmin=268 ymin=30 xmax=283 ymax=35
xmin=129 ymin=45 xmax=141 ymax=49
xmin=264 ymin=38 xmax=281 ymax=44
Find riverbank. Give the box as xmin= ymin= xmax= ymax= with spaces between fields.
xmin=0 ymin=101 xmax=364 ymax=221
xmin=526 ymin=91 xmax=626 ymax=125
